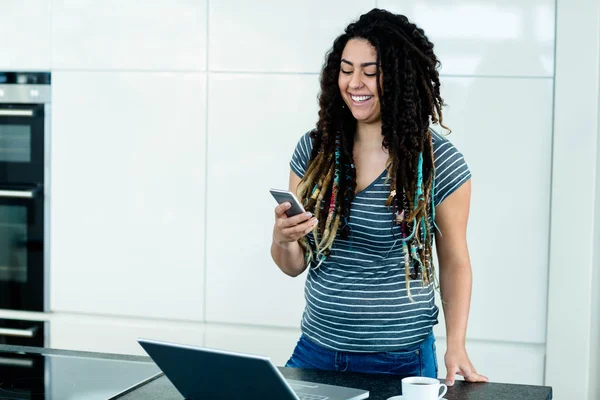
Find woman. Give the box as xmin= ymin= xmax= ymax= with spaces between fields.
xmin=271 ymin=8 xmax=487 ymax=386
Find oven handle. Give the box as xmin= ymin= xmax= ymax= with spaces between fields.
xmin=0 ymin=108 xmax=35 ymax=117
xmin=0 ymin=327 xmax=37 ymax=338
xmin=0 ymin=189 xmax=39 ymax=199
xmin=0 ymin=356 xmax=34 ymax=367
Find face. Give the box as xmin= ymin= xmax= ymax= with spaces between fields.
xmin=338 ymin=38 xmax=381 ymax=124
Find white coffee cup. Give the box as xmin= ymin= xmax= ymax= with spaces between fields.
xmin=401 ymin=376 xmax=447 ymax=400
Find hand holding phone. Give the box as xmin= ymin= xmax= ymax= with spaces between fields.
xmin=270 ymin=188 xmax=318 ymax=246
xmin=269 ymin=188 xmax=306 ymax=217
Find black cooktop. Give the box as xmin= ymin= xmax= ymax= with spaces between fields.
xmin=0 ymin=348 xmax=160 ymax=399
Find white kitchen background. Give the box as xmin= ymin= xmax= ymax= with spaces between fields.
xmin=1 ymin=1 xmax=598 ymax=399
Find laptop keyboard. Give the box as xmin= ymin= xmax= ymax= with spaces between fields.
xmin=296 ymin=394 xmax=329 ymax=400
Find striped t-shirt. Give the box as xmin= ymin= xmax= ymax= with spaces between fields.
xmin=289 ymin=129 xmax=472 ymax=352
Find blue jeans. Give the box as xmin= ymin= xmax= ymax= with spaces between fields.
xmin=285 ymin=331 xmax=438 ymax=378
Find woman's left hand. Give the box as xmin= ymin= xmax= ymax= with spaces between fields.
xmin=444 ymin=345 xmax=488 ymax=386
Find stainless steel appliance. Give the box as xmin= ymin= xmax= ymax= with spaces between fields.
xmin=0 ymin=346 xmax=161 ymax=399
xmin=0 ymin=318 xmax=45 ymax=347
xmin=0 ymin=72 xmax=50 ymax=313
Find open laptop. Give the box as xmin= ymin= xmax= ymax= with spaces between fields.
xmin=138 ymin=338 xmax=369 ymax=400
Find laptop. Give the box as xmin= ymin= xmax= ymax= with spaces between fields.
xmin=138 ymin=338 xmax=369 ymax=400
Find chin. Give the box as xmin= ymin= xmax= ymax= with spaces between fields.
xmin=352 ymin=112 xmax=374 ymax=122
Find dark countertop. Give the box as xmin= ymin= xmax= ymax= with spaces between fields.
xmin=0 ymin=344 xmax=552 ymax=400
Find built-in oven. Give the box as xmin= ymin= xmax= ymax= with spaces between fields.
xmin=0 ymin=318 xmax=46 ymax=347
xmin=0 ymin=103 xmax=45 ymax=183
xmin=0 ymin=72 xmax=50 ymax=313
xmin=0 ymin=318 xmax=47 ymax=398
xmin=0 ymin=184 xmax=44 ymax=311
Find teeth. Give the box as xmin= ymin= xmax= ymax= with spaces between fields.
xmin=351 ymin=95 xmax=372 ymax=102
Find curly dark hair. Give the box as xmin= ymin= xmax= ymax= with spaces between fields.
xmin=296 ymin=8 xmax=448 ymax=290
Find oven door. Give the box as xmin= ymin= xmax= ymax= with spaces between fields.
xmin=0 ymin=318 xmax=45 ymax=347
xmin=0 ymin=184 xmax=44 ymax=311
xmin=0 ymin=319 xmax=46 ymax=399
xmin=0 ymin=104 xmax=45 ymax=183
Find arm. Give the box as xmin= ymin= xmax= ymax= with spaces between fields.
xmin=270 ymin=170 xmax=315 ymax=277
xmin=434 ymin=179 xmax=488 ymax=385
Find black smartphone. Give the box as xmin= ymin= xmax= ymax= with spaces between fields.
xmin=269 ymin=188 xmax=306 ymax=217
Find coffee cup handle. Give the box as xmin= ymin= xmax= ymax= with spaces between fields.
xmin=438 ymin=383 xmax=447 ymax=399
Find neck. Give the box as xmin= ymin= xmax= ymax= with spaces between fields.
xmin=355 ymin=120 xmax=383 ymax=148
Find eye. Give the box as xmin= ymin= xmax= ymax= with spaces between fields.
xmin=364 ymin=72 xmax=377 ymax=77
xmin=341 ymin=69 xmax=353 ymax=75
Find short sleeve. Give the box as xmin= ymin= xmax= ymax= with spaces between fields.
xmin=289 ymin=131 xmax=314 ymax=178
xmin=432 ymin=130 xmax=472 ymax=206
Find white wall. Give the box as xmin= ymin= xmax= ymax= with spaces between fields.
xmin=592 ymin=199 xmax=600 ymax=400
xmin=590 ymin=5 xmax=600 ymax=396
xmin=0 ymin=0 xmax=597 ymax=397
xmin=545 ymin=1 xmax=600 ymax=399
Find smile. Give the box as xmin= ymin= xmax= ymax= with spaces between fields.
xmin=350 ymin=95 xmax=373 ymax=103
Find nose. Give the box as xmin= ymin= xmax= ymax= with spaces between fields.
xmin=349 ymin=73 xmax=364 ymax=90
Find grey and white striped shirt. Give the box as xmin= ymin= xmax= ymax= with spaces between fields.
xmin=289 ymin=129 xmax=472 ymax=352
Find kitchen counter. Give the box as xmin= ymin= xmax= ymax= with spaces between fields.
xmin=0 ymin=344 xmax=552 ymax=400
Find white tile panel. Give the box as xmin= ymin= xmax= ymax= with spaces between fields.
xmin=205 ymin=73 xmax=320 ymax=327
xmin=50 ymin=71 xmax=206 ymax=321
xmin=209 ymin=0 xmax=376 ymax=73
xmin=52 ymin=0 xmax=207 ymax=70
xmin=50 ymin=314 xmax=205 ymax=355
xmin=377 ymin=0 xmax=555 ymax=77
xmin=431 ymin=77 xmax=553 ymax=344
xmin=0 ymin=0 xmax=51 ymax=69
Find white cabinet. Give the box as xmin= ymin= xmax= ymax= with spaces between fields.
xmin=49 ymin=314 xmax=205 ymax=356
xmin=378 ymin=0 xmax=555 ymax=77
xmin=209 ymin=0 xmax=375 ymax=73
xmin=52 ymin=0 xmax=207 ymax=71
xmin=50 ymin=71 xmax=206 ymax=321
xmin=0 ymin=0 xmax=51 ymax=70
xmin=204 ymin=73 xmax=319 ymax=327
xmin=437 ymin=77 xmax=553 ymax=344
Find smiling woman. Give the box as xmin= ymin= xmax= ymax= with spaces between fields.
xmin=338 ymin=41 xmax=381 ymax=124
xmin=270 ymin=8 xmax=487 ymax=387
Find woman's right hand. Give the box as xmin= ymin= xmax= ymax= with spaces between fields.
xmin=273 ymin=203 xmax=318 ymax=247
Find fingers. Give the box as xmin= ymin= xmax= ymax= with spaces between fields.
xmin=275 ymin=207 xmax=313 ymax=228
xmin=464 ymin=369 xmax=488 ymax=383
xmin=447 ymin=366 xmax=488 ymax=386
xmin=275 ymin=203 xmax=310 ymax=222
xmin=281 ymin=216 xmax=318 ymax=237
xmin=274 ymin=203 xmax=318 ymax=244
xmin=274 ymin=202 xmax=292 ymax=218
xmin=445 ymin=365 xmax=459 ymax=387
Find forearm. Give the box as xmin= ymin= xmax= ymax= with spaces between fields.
xmin=439 ymin=262 xmax=472 ymax=348
xmin=270 ymin=234 xmax=307 ymax=277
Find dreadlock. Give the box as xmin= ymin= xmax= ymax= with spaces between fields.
xmin=296 ymin=8 xmax=449 ymax=296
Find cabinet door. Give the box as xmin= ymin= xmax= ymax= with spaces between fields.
xmin=378 ymin=0 xmax=555 ymax=77
xmin=205 ymin=73 xmax=319 ymax=328
xmin=50 ymin=314 xmax=205 ymax=356
xmin=0 ymin=0 xmax=51 ymax=70
xmin=437 ymin=77 xmax=553 ymax=344
xmin=209 ymin=0 xmax=374 ymax=73
xmin=50 ymin=71 xmax=206 ymax=321
xmin=52 ymin=0 xmax=207 ymax=71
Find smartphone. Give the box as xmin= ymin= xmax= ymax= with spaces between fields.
xmin=269 ymin=188 xmax=306 ymax=217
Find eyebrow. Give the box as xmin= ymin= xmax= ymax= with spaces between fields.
xmin=341 ymin=59 xmax=377 ymax=67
